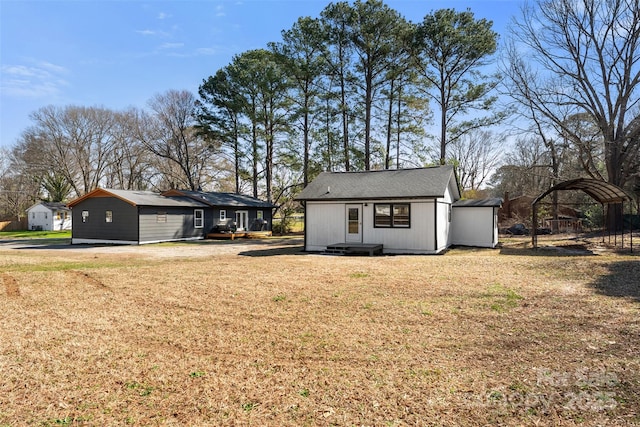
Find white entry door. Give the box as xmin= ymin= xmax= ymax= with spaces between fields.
xmin=345 ymin=204 xmax=362 ymax=243
xmin=235 ymin=211 xmax=249 ymax=231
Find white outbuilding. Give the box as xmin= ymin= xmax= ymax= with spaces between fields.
xmin=26 ymin=202 xmax=72 ymax=231
xmin=451 ymin=198 xmax=502 ymax=248
xmin=296 ymin=166 xmax=501 ymax=254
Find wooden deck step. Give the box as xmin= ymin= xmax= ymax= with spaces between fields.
xmin=324 ymin=243 xmax=383 ymax=256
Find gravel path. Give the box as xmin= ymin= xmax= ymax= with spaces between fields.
xmin=0 ymin=237 xmax=305 ymax=258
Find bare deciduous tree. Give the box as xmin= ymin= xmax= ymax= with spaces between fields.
xmin=99 ymin=108 xmax=156 ymax=191
xmin=23 ymin=105 xmax=118 ymax=196
xmin=141 ymin=90 xmax=216 ymax=191
xmin=503 ymin=0 xmax=640 ymax=229
xmin=450 ymin=129 xmax=502 ymax=191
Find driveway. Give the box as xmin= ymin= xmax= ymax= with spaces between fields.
xmin=0 ymin=237 xmax=305 ymax=258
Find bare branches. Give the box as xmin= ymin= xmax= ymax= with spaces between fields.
xmin=504 ymin=0 xmax=640 ymax=187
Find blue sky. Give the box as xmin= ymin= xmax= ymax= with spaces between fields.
xmin=0 ymin=0 xmax=522 ymax=150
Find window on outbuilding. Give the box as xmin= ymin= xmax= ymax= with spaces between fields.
xmin=393 ymin=204 xmax=410 ymax=227
xmin=374 ymin=203 xmax=410 ymax=228
xmin=220 ymin=210 xmax=226 ymax=221
xmin=82 ymin=210 xmax=89 ymax=223
xmin=375 ymin=204 xmax=391 ymax=227
xmin=105 ymin=210 xmax=113 ymax=223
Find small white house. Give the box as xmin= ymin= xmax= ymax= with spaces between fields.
xmin=26 ymin=202 xmax=72 ymax=231
xmin=296 ymin=166 xmax=501 ymax=254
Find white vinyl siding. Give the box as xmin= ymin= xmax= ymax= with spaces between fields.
xmin=305 ymin=199 xmax=440 ymax=254
xmin=304 ymin=203 xmax=346 ymax=251
xmin=451 ymin=206 xmax=498 ymax=248
xmin=366 ymin=201 xmax=436 ymax=253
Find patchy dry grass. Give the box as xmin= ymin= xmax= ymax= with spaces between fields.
xmin=0 ymin=239 xmax=639 ymax=426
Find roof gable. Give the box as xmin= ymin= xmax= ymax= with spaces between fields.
xmin=296 ymin=166 xmax=460 ymax=201
xmin=27 ymin=201 xmax=70 ymax=212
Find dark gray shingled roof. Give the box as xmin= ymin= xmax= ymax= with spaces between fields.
xmin=68 ymin=188 xmax=208 ymax=208
xmin=295 ymin=166 xmax=460 ymax=201
xmin=167 ymin=190 xmax=276 ymax=208
xmin=106 ymin=189 xmax=209 ymax=207
xmin=453 ymin=198 xmax=503 ymax=208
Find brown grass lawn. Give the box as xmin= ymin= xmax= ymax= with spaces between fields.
xmin=0 ymin=237 xmax=639 ymax=426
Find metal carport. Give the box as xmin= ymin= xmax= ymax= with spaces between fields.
xmin=531 ymin=178 xmax=634 ymax=251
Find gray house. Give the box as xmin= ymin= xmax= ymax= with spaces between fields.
xmin=162 ymin=189 xmax=275 ymax=232
xmin=68 ymin=188 xmax=275 ymax=245
xmin=296 ymin=166 xmax=501 ymax=254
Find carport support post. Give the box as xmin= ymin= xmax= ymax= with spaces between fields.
xmin=602 ymin=203 xmax=606 ymax=244
xmin=632 ymin=198 xmax=637 ymax=253
xmin=532 ymin=202 xmax=538 ymax=249
xmin=621 ymin=201 xmax=624 ymax=249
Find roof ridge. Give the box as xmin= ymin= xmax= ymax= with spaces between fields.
xmin=321 ymin=165 xmax=452 ymax=175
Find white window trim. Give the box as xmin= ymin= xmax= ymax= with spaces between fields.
xmin=194 ymin=209 xmax=204 ymax=228
xmin=220 ymin=210 xmax=226 ymax=221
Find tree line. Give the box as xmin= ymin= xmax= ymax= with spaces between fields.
xmin=1 ymin=0 xmax=638 ymax=227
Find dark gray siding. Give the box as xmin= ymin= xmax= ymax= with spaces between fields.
xmin=138 ymin=207 xmax=207 ymax=243
xmin=255 ymin=208 xmax=273 ymax=230
xmin=72 ymin=197 xmax=138 ymax=242
xmin=212 ymin=207 xmax=273 ymax=230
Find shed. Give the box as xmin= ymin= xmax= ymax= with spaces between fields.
xmin=26 ymin=202 xmax=72 ymax=231
xmin=451 ymin=198 xmax=502 ymax=248
xmin=295 ymin=166 xmax=462 ymax=254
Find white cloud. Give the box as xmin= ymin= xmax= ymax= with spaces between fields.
xmin=136 ymin=29 xmax=170 ymax=37
xmin=136 ymin=29 xmax=157 ymax=36
xmin=38 ymin=61 xmax=68 ymax=74
xmin=216 ymin=4 xmax=226 ymax=17
xmin=195 ymin=47 xmax=217 ymax=55
xmin=0 ymin=61 xmax=69 ymax=99
xmin=159 ymin=42 xmax=184 ymax=50
xmin=157 ymin=12 xmax=171 ymax=20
